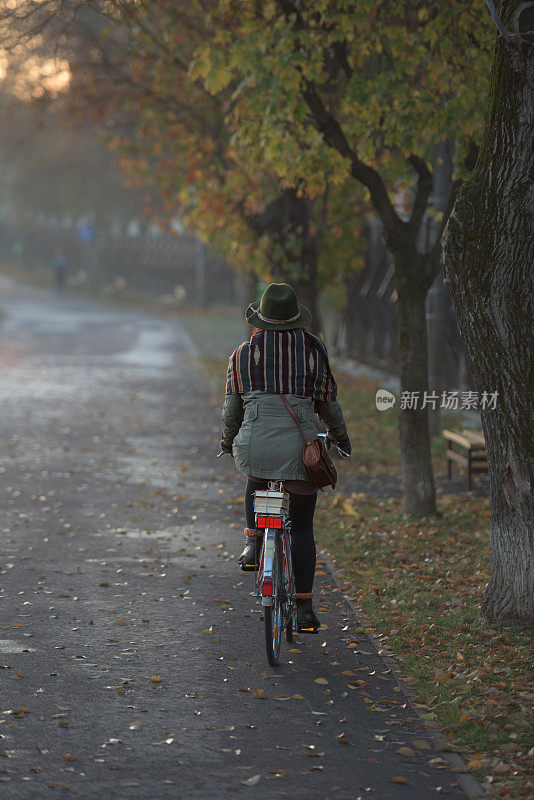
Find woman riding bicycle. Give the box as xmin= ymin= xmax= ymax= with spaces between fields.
xmin=220 ymin=283 xmax=351 ymax=634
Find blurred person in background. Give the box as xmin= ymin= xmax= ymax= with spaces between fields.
xmin=52 ymin=248 xmax=68 ymax=295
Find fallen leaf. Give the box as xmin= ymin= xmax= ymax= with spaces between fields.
xmin=241 ymin=775 xmax=261 ymax=786
xmin=149 ymin=676 xmax=162 ymax=683
xmin=466 ymin=760 xmax=484 ymax=771
xmin=396 ymin=747 xmax=416 ymax=757
xmin=251 ymin=689 xmax=267 ymax=699
xmin=412 ymin=739 xmax=431 ymax=750
xmin=391 ymin=776 xmax=410 ymax=784
xmin=314 ymin=678 xmax=328 ymax=685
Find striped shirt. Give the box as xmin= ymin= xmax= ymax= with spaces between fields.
xmin=225 ymin=329 xmax=337 ymax=402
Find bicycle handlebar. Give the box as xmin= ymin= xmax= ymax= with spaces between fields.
xmin=318 ymin=433 xmax=350 ymax=459
xmin=218 ymin=435 xmax=349 ymax=459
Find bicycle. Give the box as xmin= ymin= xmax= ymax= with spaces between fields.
xmin=217 ymin=434 xmax=349 ymax=666
xmin=253 ymin=482 xmax=295 ymax=667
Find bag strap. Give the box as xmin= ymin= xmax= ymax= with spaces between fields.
xmin=280 ymin=394 xmax=313 ymax=445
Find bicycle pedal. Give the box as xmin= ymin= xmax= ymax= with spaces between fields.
xmin=240 ymin=563 xmax=259 ymax=571
xmin=298 ymin=626 xmax=319 ymax=634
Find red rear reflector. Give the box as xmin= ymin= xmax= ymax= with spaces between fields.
xmin=262 ymin=580 xmax=273 ymax=597
xmin=257 ymin=516 xmax=282 ymax=529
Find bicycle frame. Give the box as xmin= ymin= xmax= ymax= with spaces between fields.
xmin=253 ymin=483 xmax=296 ymax=665
xmin=255 ymin=519 xmax=293 ymax=607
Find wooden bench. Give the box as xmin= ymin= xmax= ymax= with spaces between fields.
xmin=442 ymin=429 xmax=488 ymax=490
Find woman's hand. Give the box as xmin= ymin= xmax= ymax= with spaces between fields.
xmin=328 ymin=434 xmax=352 ymax=458
xmin=219 ymin=439 xmax=234 ymax=457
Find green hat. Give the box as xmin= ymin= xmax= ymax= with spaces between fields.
xmin=246 ymin=283 xmax=311 ymax=331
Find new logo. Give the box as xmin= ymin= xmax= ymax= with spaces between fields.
xmin=375 ymin=389 xmax=396 ymax=411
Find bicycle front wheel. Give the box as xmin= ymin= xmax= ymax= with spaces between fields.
xmin=264 ymin=534 xmax=282 ymax=667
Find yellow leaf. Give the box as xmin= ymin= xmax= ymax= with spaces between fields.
xmin=149 ymin=676 xmax=162 ymax=683
xmin=391 ymin=776 xmax=409 ymax=784
xmin=459 ymin=712 xmax=469 ymax=723
xmin=412 ymin=739 xmax=431 ymax=749
xmin=292 ymin=694 xmax=304 ymax=700
xmin=289 ymin=649 xmax=302 ymax=653
xmin=206 ymin=64 xmax=231 ymax=94
xmin=116 ymin=619 xmax=128 ymax=625
xmin=251 ymin=689 xmax=267 ymax=699
xmin=314 ymin=678 xmax=329 ymax=685
xmin=466 ymin=760 xmax=484 ymax=771
xmin=396 ymin=747 xmax=415 ymax=757
xmin=189 ymin=46 xmax=212 ymax=81
xmin=342 ymin=500 xmax=358 ymax=516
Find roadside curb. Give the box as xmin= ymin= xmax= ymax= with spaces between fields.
xmin=318 ymin=546 xmax=488 ymax=799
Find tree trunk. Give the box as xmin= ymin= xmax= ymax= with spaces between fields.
xmin=294 ymin=237 xmax=322 ymax=336
xmin=442 ymin=3 xmax=534 ymax=623
xmin=261 ymin=189 xmax=322 ymax=334
xmin=395 ymin=271 xmax=438 ymax=516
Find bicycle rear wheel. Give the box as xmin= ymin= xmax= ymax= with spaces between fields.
xmin=264 ymin=535 xmax=282 ymax=667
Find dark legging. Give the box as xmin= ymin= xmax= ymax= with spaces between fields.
xmin=244 ymin=478 xmax=317 ymax=594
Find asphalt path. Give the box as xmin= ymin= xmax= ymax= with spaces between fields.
xmin=0 ymin=277 xmax=468 ymax=799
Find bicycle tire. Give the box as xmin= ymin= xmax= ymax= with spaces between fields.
xmin=264 ymin=534 xmax=282 ymax=667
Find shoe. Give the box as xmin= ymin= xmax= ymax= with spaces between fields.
xmin=296 ymin=594 xmax=320 ymax=634
xmin=238 ymin=529 xmax=261 ymax=571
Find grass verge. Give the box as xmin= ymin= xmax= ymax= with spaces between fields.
xmin=316 ymin=488 xmax=532 ymax=799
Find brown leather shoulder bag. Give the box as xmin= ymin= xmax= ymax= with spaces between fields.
xmin=279 ymin=394 xmax=337 ymax=490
